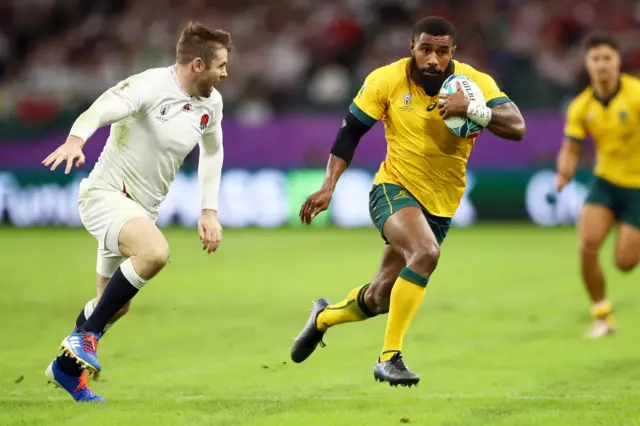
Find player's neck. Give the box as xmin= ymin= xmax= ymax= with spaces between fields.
xmin=173 ymin=64 xmax=198 ymax=98
xmin=592 ymin=77 xmax=620 ymax=101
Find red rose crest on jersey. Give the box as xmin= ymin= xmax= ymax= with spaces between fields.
xmin=200 ymin=114 xmax=209 ymax=130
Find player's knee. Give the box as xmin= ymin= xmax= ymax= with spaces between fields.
xmin=408 ymin=243 xmax=440 ymax=275
xmin=615 ymin=254 xmax=638 ymax=273
xmin=139 ymin=243 xmax=170 ymax=272
xmin=579 ymin=237 xmax=601 ymax=257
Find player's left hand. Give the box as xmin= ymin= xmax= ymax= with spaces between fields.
xmin=198 ymin=210 xmax=222 ymax=254
xmin=438 ymin=81 xmax=470 ymax=119
xmin=42 ymin=136 xmax=86 ymax=174
xmin=299 ymin=189 xmax=333 ymax=225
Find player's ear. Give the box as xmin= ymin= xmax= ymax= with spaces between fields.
xmin=409 ymin=39 xmax=415 ymax=54
xmin=451 ymin=45 xmax=457 ymax=57
xmin=193 ymin=58 xmax=205 ymax=73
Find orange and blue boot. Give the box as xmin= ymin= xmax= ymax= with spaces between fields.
xmin=60 ymin=330 xmax=102 ymax=376
xmin=46 ymin=359 xmax=104 ymax=402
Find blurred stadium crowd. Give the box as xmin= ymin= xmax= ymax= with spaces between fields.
xmin=2 ymin=0 xmax=640 ymax=128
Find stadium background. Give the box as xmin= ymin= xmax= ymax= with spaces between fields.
xmin=3 ymin=1 xmax=640 ymax=425
xmin=5 ymin=0 xmax=639 ymax=228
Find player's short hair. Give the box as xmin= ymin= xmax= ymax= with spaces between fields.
xmin=584 ymin=33 xmax=619 ymax=52
xmin=412 ymin=16 xmax=457 ymax=43
xmin=176 ymin=21 xmax=232 ymax=66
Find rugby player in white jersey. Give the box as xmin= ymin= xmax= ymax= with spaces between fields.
xmin=41 ymin=22 xmax=231 ymax=402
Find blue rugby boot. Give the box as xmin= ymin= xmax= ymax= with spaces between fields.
xmin=60 ymin=330 xmax=102 ymax=376
xmin=46 ymin=359 xmax=104 ymax=402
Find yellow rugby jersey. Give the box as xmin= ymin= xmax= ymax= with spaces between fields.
xmin=564 ymin=73 xmax=640 ymax=188
xmin=351 ymin=58 xmax=510 ymax=217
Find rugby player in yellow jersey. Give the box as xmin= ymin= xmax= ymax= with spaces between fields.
xmin=290 ymin=16 xmax=526 ymax=387
xmin=555 ymin=34 xmax=640 ymax=339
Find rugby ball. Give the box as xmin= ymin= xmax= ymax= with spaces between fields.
xmin=440 ymin=74 xmax=486 ymax=139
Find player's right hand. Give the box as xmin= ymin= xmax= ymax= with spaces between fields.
xmin=299 ymin=189 xmax=333 ymax=225
xmin=42 ymin=136 xmax=86 ymax=174
xmin=555 ymin=173 xmax=570 ymax=193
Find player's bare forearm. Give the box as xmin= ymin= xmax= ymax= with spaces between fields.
xmin=486 ymin=102 xmax=526 ymax=141
xmin=557 ymin=140 xmax=581 ymax=181
xmin=321 ymin=154 xmax=349 ymax=193
xmin=299 ymin=154 xmax=348 ymax=224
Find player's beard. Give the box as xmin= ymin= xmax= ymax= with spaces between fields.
xmin=196 ymin=80 xmax=214 ymax=98
xmin=409 ymin=56 xmax=454 ymax=97
xmin=196 ymin=74 xmax=218 ymax=98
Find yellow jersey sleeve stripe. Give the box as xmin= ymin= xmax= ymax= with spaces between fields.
xmin=349 ymin=102 xmax=377 ymax=128
xmin=564 ymin=135 xmax=585 ymax=144
xmin=486 ymin=96 xmax=511 ymax=108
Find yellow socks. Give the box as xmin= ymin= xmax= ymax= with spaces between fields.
xmin=316 ymin=284 xmax=375 ymax=332
xmin=314 ymin=268 xmax=429 ymax=361
xmin=380 ymin=268 xmax=428 ymax=362
xmin=591 ymin=299 xmax=615 ymax=327
xmin=591 ymin=300 xmax=612 ymax=319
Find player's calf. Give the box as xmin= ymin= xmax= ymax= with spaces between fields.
xmin=578 ymin=206 xmax=612 ymax=304
xmin=614 ymin=257 xmax=638 ymax=273
xmin=73 ymin=299 xmax=131 ymax=333
xmin=614 ymin=251 xmax=639 ymax=273
xmin=364 ymin=246 xmax=406 ymax=315
xmin=614 ymin=223 xmax=640 ymax=272
xmin=366 ymin=282 xmax=392 ymax=315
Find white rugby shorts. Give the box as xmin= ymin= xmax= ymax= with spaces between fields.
xmin=77 ymin=178 xmax=155 ymax=278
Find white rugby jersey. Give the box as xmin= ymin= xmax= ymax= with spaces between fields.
xmin=70 ymin=66 xmax=223 ymax=216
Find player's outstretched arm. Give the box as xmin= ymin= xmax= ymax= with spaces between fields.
xmin=42 ymin=90 xmax=133 ymax=174
xmin=299 ymin=112 xmax=372 ymax=224
xmin=555 ymin=139 xmax=581 ymax=192
xmin=484 ymin=101 xmax=526 ymax=141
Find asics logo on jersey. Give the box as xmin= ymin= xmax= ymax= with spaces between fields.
xmin=183 ymin=103 xmax=192 ymax=112
xmin=427 ymin=101 xmax=438 ymax=112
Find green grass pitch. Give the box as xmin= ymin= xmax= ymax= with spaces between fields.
xmin=1 ymin=224 xmax=640 ymax=425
